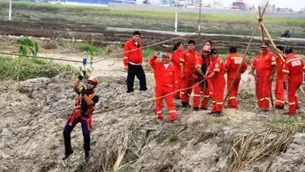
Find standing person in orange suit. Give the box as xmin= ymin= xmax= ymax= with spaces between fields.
xmin=171 ymin=41 xmax=184 ymax=99
xmin=193 ymin=45 xmax=211 ymax=111
xmin=149 ymin=52 xmax=178 ymax=121
xmin=249 ymin=53 xmax=262 ymax=108
xmin=274 ymin=46 xmax=286 ymax=110
xmin=205 ymin=49 xmax=226 ymax=116
xmin=256 ymin=42 xmax=276 ymax=112
xmin=180 ymin=40 xmax=200 ymax=107
xmin=282 ymin=47 xmax=305 ymax=116
xmin=224 ymin=47 xmax=248 ymax=109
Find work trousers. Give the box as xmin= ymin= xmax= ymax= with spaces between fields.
xmin=211 ymin=78 xmax=225 ymax=112
xmin=155 ymin=85 xmax=177 ymax=120
xmin=180 ymin=73 xmax=193 ymax=104
xmin=63 ymin=116 xmax=90 ymax=155
xmin=127 ymin=63 xmax=147 ymax=93
xmin=275 ymin=78 xmax=285 ymax=107
xmin=288 ymin=79 xmax=302 ymax=116
xmin=258 ymin=71 xmax=272 ymax=110
xmin=227 ymin=77 xmax=241 ymax=109
xmin=193 ymin=81 xmax=209 ymax=109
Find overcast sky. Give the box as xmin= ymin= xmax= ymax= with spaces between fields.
xmin=218 ymin=0 xmax=305 ymax=11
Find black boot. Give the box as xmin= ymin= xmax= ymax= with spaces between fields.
xmin=85 ymin=151 xmax=90 ymax=163
xmin=62 ymin=150 xmax=73 ymax=160
xmin=212 ymin=112 xmax=221 ymax=117
xmin=182 ymin=102 xmax=189 ymax=108
xmin=193 ymin=107 xmax=199 ymax=111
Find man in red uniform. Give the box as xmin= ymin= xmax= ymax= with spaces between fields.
xmin=193 ymin=45 xmax=211 ymax=111
xmin=123 ymin=31 xmax=147 ymax=94
xmin=149 ymin=52 xmax=178 ymax=121
xmin=205 ymin=49 xmax=226 ymax=116
xmin=224 ymin=47 xmax=248 ymax=109
xmin=256 ymin=42 xmax=276 ymax=111
xmin=282 ymin=47 xmax=305 ymax=116
xmin=249 ymin=53 xmax=262 ymax=108
xmin=171 ymin=41 xmax=184 ymax=99
xmin=180 ymin=40 xmax=199 ymax=107
xmin=274 ymin=46 xmax=286 ymax=109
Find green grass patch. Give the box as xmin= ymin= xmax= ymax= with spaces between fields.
xmin=168 ymin=127 xmax=179 ymax=142
xmin=270 ymin=116 xmax=305 ymax=133
xmin=143 ymin=49 xmax=156 ymax=59
xmin=80 ymin=43 xmax=101 ymax=56
xmin=0 ymin=56 xmax=77 ymax=81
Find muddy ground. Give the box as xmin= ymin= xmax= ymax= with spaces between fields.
xmin=1 ymin=36 xmax=305 ymax=172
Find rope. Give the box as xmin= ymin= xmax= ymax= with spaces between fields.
xmin=93 ymin=79 xmax=205 ymax=114
xmin=0 ymin=52 xmax=83 ymax=63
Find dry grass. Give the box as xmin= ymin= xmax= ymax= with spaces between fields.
xmin=228 ymin=125 xmax=296 ymax=172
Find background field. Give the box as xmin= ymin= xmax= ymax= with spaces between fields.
xmin=0 ymin=1 xmax=304 ymax=37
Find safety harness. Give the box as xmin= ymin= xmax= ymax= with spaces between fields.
xmin=68 ymin=93 xmax=96 ymax=131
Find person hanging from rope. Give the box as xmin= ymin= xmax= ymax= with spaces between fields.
xmin=249 ymin=51 xmax=262 ymax=109
xmin=180 ymin=40 xmax=200 ymax=108
xmin=62 ymin=72 xmax=99 ymax=163
xmin=205 ymin=49 xmax=226 ymax=116
xmin=123 ymin=31 xmax=148 ymax=95
xmin=192 ymin=45 xmax=211 ymax=111
xmin=282 ymin=47 xmax=305 ymax=116
xmin=224 ymin=47 xmax=247 ymax=109
xmin=256 ymin=42 xmax=276 ymax=112
xmin=171 ymin=41 xmax=184 ymax=99
xmin=149 ymin=52 xmax=178 ymax=121
xmin=274 ymin=46 xmax=286 ymax=110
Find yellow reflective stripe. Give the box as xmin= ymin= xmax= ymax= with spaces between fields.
xmin=204 ymin=95 xmax=209 ymax=98
xmin=286 ymin=57 xmax=302 ymax=63
xmin=193 ymin=94 xmax=201 ymax=97
xmin=214 ymin=69 xmax=220 ymax=72
xmin=180 ymin=58 xmax=185 ymax=62
xmin=271 ymin=62 xmax=276 ymax=65
xmin=282 ymin=69 xmax=289 ymax=73
xmin=289 ymin=102 xmax=295 ymax=105
xmin=229 ymin=97 xmax=236 ymax=100
xmin=123 ymin=56 xmax=128 ymax=59
xmin=216 ymin=102 xmax=223 ymax=105
xmin=196 ymin=65 xmax=201 ymax=68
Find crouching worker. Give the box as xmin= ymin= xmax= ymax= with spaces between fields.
xmin=62 ymin=72 xmax=99 ymax=163
xmin=149 ymin=52 xmax=178 ymax=121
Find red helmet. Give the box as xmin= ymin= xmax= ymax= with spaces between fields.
xmin=202 ymin=45 xmax=211 ymax=52
xmin=162 ymin=52 xmax=170 ymax=58
xmin=88 ymin=76 xmax=99 ymax=85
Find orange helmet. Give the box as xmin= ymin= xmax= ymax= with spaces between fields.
xmin=88 ymin=76 xmax=99 ymax=85
xmin=202 ymin=45 xmax=211 ymax=52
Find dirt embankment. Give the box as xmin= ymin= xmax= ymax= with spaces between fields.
xmin=1 ymin=69 xmax=305 ymax=172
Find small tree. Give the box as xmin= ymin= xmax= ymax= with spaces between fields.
xmin=17 ymin=38 xmax=39 ymax=57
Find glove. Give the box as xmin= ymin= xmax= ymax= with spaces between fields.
xmin=283 ymin=82 xmax=287 ymax=90
xmin=78 ymin=70 xmax=86 ymax=80
xmin=79 ymin=86 xmax=86 ymax=95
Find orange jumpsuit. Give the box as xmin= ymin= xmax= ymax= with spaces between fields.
xmin=257 ymin=50 xmax=276 ymax=110
xmin=275 ymin=55 xmax=285 ymax=108
xmin=171 ymin=48 xmax=183 ymax=98
xmin=282 ymin=54 xmax=305 ymax=116
xmin=251 ymin=55 xmax=261 ymax=108
xmin=179 ymin=49 xmax=199 ymax=105
xmin=207 ymin=56 xmax=226 ymax=112
xmin=224 ymin=53 xmax=247 ymax=108
xmin=193 ymin=55 xmax=211 ymax=109
xmin=149 ymin=56 xmax=178 ymax=120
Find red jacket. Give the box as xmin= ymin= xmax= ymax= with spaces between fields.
xmin=172 ymin=49 xmax=183 ymax=74
xmin=179 ymin=49 xmax=199 ymax=74
xmin=207 ymin=56 xmax=225 ymax=82
xmin=257 ymin=50 xmax=276 ymax=73
xmin=149 ymin=56 xmax=178 ymax=88
xmin=283 ymin=54 xmax=305 ymax=81
xmin=123 ymin=38 xmax=143 ymax=66
xmin=276 ymin=55 xmax=285 ymax=80
xmin=224 ymin=53 xmax=247 ymax=80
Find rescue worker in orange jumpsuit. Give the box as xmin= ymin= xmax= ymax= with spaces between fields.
xmin=256 ymin=42 xmax=276 ymax=111
xmin=205 ymin=49 xmax=226 ymax=116
xmin=274 ymin=46 xmax=286 ymax=109
xmin=180 ymin=40 xmax=199 ymax=107
xmin=250 ymin=53 xmax=262 ymax=108
xmin=149 ymin=52 xmax=178 ymax=121
xmin=282 ymin=47 xmax=305 ymax=116
xmin=123 ymin=31 xmax=147 ymax=93
xmin=62 ymin=73 xmax=99 ymax=163
xmin=224 ymin=47 xmax=247 ymax=109
xmin=171 ymin=41 xmax=184 ymax=99
xmin=193 ymin=45 xmax=211 ymax=111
